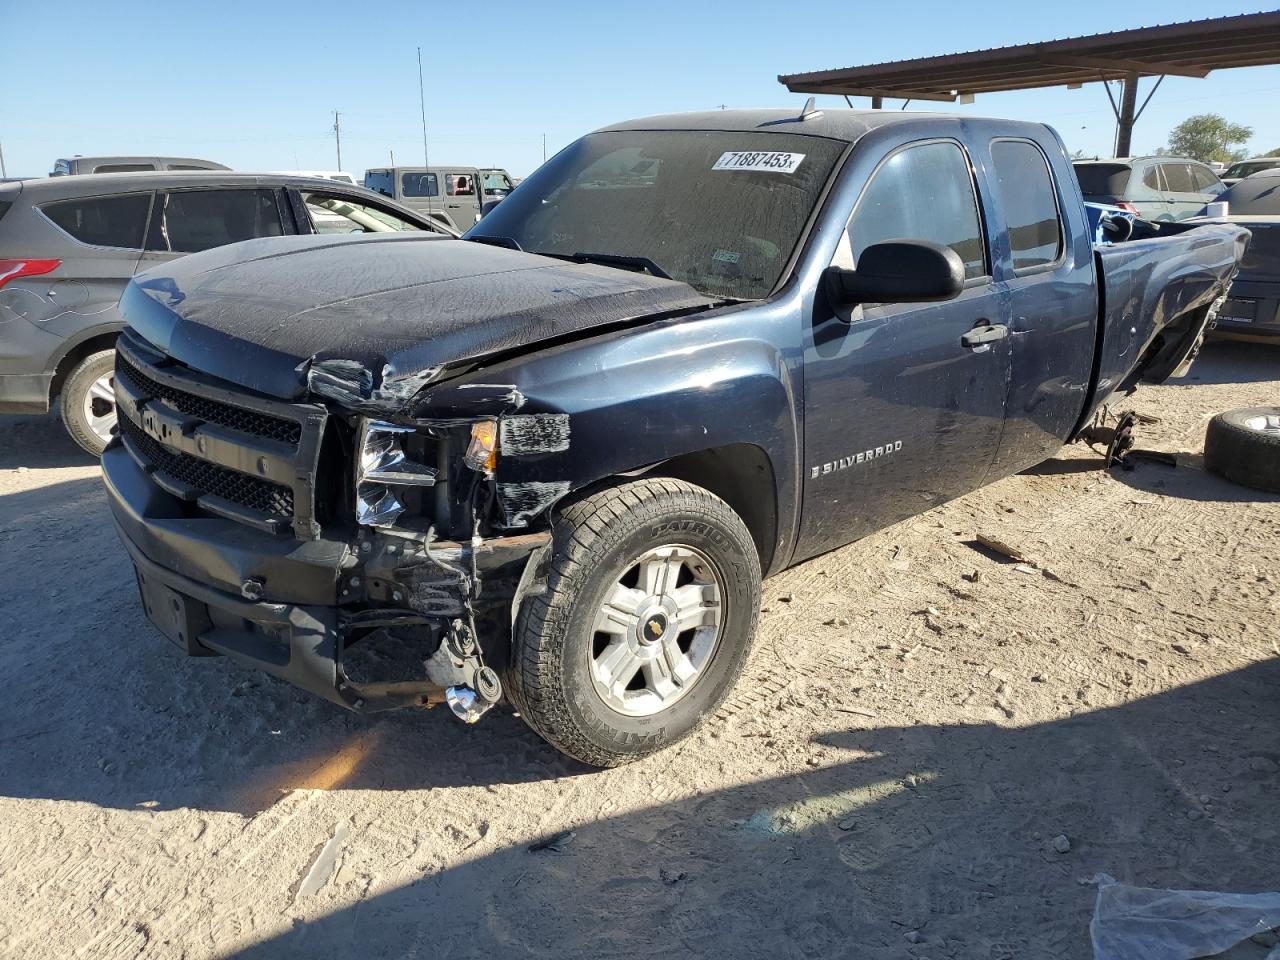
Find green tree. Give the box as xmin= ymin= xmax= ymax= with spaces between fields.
xmin=1164 ymin=114 xmax=1253 ymax=164
xmin=1259 ymin=148 xmax=1280 ymax=158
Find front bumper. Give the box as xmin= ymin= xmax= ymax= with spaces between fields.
xmin=102 ymin=440 xmax=548 ymax=712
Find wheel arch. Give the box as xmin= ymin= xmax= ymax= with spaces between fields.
xmin=638 ymin=444 xmax=779 ymax=575
xmin=48 ymin=325 xmax=122 ymax=404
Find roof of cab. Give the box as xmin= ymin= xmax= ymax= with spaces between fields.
xmin=599 ymin=107 xmax=1013 ymax=142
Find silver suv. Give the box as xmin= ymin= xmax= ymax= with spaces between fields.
xmin=0 ymin=172 xmax=450 ymax=455
xmin=1073 ymin=156 xmax=1225 ymax=221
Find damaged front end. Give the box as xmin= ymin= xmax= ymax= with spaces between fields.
xmin=104 ymin=333 xmax=568 ymax=726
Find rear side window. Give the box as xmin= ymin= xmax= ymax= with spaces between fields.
xmin=93 ymin=163 xmax=155 ymax=174
xmin=1074 ymin=163 xmax=1131 ymax=196
xmin=41 ymin=193 xmax=151 ymax=249
xmin=849 ymin=140 xmax=987 ymax=280
xmin=401 ymin=172 xmax=438 ymax=198
xmin=991 ymin=140 xmax=1063 ymax=272
xmin=1142 ymin=166 xmax=1162 ymax=190
xmin=156 ymin=189 xmax=284 ymax=253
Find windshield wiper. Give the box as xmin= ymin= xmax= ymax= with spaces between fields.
xmin=467 ymin=234 xmax=524 ymax=251
xmin=564 ymin=252 xmax=671 ymax=280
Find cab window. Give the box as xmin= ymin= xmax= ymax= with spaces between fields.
xmin=849 ymin=140 xmax=986 ymax=280
xmin=990 ymin=139 xmax=1063 ymax=272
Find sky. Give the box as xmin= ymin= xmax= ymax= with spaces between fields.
xmin=3 ymin=0 xmax=1279 ymax=180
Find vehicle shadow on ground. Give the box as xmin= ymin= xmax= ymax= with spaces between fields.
xmin=1111 ymin=454 xmax=1280 ymax=504
xmin=218 ymin=660 xmax=1280 ymax=960
xmin=1179 ymin=339 xmax=1280 ymax=386
xmin=0 ymin=410 xmax=98 ymax=470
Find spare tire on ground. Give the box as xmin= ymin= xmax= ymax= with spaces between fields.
xmin=1204 ymin=407 xmax=1280 ymax=494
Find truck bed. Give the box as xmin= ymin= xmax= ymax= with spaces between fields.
xmin=1076 ymin=221 xmax=1250 ymax=434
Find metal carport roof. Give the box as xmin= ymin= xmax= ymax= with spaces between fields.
xmin=778 ymin=12 xmax=1280 ymax=153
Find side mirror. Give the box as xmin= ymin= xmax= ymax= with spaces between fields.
xmin=824 ymin=239 xmax=966 ymax=308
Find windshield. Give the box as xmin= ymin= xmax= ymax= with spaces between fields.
xmin=481 ymin=170 xmax=513 ymax=197
xmin=1224 ymin=160 xmax=1280 ymax=179
xmin=466 ymin=129 xmax=847 ymax=300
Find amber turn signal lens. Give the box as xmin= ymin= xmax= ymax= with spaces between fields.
xmin=464 ymin=420 xmax=498 ymax=473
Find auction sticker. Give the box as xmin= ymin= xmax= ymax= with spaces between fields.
xmin=712 ymin=151 xmax=805 ymax=173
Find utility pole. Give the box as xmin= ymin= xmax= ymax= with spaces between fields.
xmin=542 ymin=133 xmax=546 ymax=164
xmin=0 ymin=141 xmax=6 ymax=179
xmin=1114 ymin=75 xmax=1138 ymax=157
xmin=390 ymin=149 xmax=395 ymax=165
xmin=332 ymin=110 xmax=342 ymax=170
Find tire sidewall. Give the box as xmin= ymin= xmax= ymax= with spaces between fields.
xmin=61 ymin=350 xmax=116 ymax=456
xmin=1205 ymin=406 xmax=1280 ymax=493
xmin=549 ymin=499 xmax=759 ymax=757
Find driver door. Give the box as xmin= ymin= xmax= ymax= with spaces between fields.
xmin=796 ymin=139 xmax=1011 ymax=561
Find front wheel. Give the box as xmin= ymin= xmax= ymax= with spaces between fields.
xmin=506 ymin=478 xmax=761 ymax=767
xmin=60 ymin=349 xmax=117 ymax=456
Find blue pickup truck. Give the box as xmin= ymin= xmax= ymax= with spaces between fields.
xmin=102 ymin=107 xmax=1248 ymax=766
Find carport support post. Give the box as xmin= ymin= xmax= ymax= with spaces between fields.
xmin=1114 ymin=73 xmax=1138 ymax=157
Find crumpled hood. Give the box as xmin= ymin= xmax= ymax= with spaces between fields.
xmin=121 ymin=232 xmax=714 ymax=405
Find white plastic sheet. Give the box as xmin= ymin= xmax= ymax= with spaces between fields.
xmin=1091 ymin=874 xmax=1280 ymax=960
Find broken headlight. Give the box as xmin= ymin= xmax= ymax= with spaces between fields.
xmin=355 ymin=419 xmax=438 ymax=528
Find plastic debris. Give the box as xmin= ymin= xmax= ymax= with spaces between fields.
xmin=1090 ymin=873 xmax=1280 ymax=960
xmin=527 ymin=830 xmax=576 ymax=853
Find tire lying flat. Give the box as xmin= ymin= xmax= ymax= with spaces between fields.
xmin=506 ymin=478 xmax=761 ymax=767
xmin=1204 ymin=407 xmax=1280 ymax=494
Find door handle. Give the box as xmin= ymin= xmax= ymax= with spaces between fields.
xmin=960 ymin=322 xmax=1009 ymax=349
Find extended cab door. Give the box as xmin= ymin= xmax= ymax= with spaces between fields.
xmin=796 ymin=137 xmax=1011 ymax=561
xmin=982 ymin=135 xmax=1098 ymax=476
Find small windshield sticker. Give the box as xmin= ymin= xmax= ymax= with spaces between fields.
xmin=712 ymin=151 xmax=806 ymax=174
xmin=712 ymin=248 xmax=740 ymax=264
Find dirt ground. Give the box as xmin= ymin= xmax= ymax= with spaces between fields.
xmin=1 ymin=340 xmax=1278 ymax=960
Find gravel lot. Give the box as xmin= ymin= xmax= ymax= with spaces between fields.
xmin=1 ymin=340 xmax=1278 ymax=960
